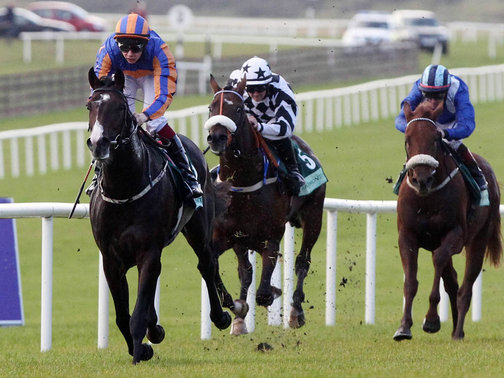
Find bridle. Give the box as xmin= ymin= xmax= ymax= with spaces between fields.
xmin=89 ymin=87 xmax=138 ymax=149
xmin=404 ymin=117 xmax=459 ymax=193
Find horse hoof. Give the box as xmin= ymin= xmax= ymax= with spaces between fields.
xmin=422 ymin=318 xmax=441 ymax=334
xmin=289 ymin=307 xmax=305 ymax=328
xmin=232 ymin=300 xmax=249 ymax=318
xmin=393 ymin=328 xmax=412 ymax=341
xmin=271 ymin=286 xmax=282 ymax=299
xmin=146 ymin=324 xmax=165 ymax=344
xmin=132 ymin=343 xmax=154 ymax=364
xmin=214 ymin=311 xmax=232 ymax=330
xmin=230 ymin=317 xmax=248 ymax=335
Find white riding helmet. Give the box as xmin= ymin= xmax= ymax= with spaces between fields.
xmin=241 ymin=56 xmax=272 ymax=85
xmin=227 ymin=69 xmax=243 ymax=87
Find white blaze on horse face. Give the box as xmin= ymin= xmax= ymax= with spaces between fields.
xmin=90 ymin=121 xmax=104 ymax=145
xmin=224 ymin=98 xmax=234 ymax=105
xmin=89 ymin=93 xmax=111 ymax=144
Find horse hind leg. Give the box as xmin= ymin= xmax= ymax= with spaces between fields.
xmin=289 ymin=201 xmax=323 ymax=328
xmin=439 ymin=259 xmax=459 ymax=336
xmin=453 ymin=242 xmax=486 ymax=340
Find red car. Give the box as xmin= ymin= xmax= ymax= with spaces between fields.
xmin=27 ymin=1 xmax=107 ymax=32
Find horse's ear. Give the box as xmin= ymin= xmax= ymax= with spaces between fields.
xmin=209 ymin=74 xmax=221 ymax=93
xmin=113 ymin=70 xmax=125 ymax=91
xmin=403 ymin=102 xmax=413 ymax=121
xmin=236 ymin=76 xmax=246 ymax=96
xmin=88 ymin=67 xmax=101 ymax=89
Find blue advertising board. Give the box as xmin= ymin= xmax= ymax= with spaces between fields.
xmin=0 ymin=197 xmax=24 ymax=326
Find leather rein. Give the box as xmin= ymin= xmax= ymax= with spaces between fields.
xmin=405 ymin=117 xmax=459 ymax=193
xmin=91 ymin=87 xmax=169 ymax=204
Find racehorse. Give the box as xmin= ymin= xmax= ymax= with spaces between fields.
xmin=86 ymin=68 xmax=230 ymax=363
xmin=394 ymin=100 xmax=502 ymax=341
xmin=204 ymin=75 xmax=327 ymax=334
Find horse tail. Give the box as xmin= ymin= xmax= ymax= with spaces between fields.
xmin=486 ymin=185 xmax=503 ymax=267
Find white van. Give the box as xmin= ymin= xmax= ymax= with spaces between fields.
xmin=391 ymin=9 xmax=449 ymax=53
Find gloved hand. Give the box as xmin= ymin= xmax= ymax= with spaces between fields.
xmin=134 ymin=112 xmax=149 ymax=125
xmin=247 ymin=115 xmax=260 ymax=131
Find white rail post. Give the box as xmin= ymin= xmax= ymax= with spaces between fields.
xmin=282 ymin=224 xmax=295 ymax=328
xmin=40 ymin=217 xmax=53 ymax=352
xmin=268 ymin=259 xmax=282 ymax=326
xmin=472 ymin=271 xmax=482 ymax=321
xmin=365 ymin=212 xmax=377 ymax=324
xmin=97 ymin=253 xmax=109 ymax=349
xmin=325 ymin=211 xmax=337 ymax=326
xmin=200 ymin=278 xmax=211 ymax=340
xmin=245 ymin=250 xmax=256 ymax=333
xmin=439 ymin=278 xmax=449 ymax=322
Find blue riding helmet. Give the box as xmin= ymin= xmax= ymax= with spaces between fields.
xmin=419 ymin=64 xmax=451 ymax=93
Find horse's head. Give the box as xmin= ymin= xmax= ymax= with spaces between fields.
xmin=204 ymin=75 xmax=251 ymax=156
xmin=87 ymin=67 xmax=135 ymax=161
xmin=403 ymin=100 xmax=445 ymax=195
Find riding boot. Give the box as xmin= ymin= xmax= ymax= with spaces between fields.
xmin=165 ymin=134 xmax=203 ymax=200
xmin=270 ymin=138 xmax=305 ymax=196
xmin=456 ymin=144 xmax=489 ymax=206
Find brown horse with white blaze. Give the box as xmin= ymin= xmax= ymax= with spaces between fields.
xmin=205 ymin=76 xmax=327 ymax=334
xmin=394 ymin=100 xmax=502 ymax=341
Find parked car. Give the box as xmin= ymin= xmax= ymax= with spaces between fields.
xmin=391 ymin=9 xmax=449 ymax=53
xmin=0 ymin=6 xmax=75 ymax=37
xmin=27 ymin=1 xmax=107 ymax=32
xmin=342 ymin=11 xmax=395 ymax=47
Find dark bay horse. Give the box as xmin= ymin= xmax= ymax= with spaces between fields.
xmin=204 ymin=76 xmax=326 ymax=334
xmin=86 ymin=68 xmax=230 ymax=363
xmin=394 ymin=100 xmax=502 ymax=341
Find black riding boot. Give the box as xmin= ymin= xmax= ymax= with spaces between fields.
xmin=456 ymin=144 xmax=489 ymax=206
xmin=166 ymin=134 xmax=203 ymax=200
xmin=270 ymin=138 xmax=305 ymax=196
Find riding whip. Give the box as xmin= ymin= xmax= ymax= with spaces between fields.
xmin=68 ymin=162 xmax=94 ymax=219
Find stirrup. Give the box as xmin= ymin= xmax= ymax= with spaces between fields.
xmin=479 ymin=189 xmax=489 ymax=207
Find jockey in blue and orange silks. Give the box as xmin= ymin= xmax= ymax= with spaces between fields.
xmin=395 ymin=64 xmax=489 ymax=206
xmin=91 ymin=13 xmax=202 ymax=199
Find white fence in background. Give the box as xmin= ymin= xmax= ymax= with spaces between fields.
xmin=1 ymin=65 xmax=503 ymax=180
xmin=0 ymin=200 xmax=497 ymax=349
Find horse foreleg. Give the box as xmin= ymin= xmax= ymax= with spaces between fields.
xmin=102 ymin=258 xmax=134 ymax=357
xmin=394 ymin=235 xmax=419 ymax=341
xmin=130 ymin=254 xmax=162 ymax=364
xmin=453 ymin=242 xmax=485 ymax=340
xmin=256 ymin=242 xmax=281 ymax=307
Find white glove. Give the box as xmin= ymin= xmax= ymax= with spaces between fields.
xmin=134 ymin=112 xmax=148 ymax=125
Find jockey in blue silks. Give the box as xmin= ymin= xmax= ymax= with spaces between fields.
xmin=395 ymin=64 xmax=489 ymax=206
xmin=89 ymin=14 xmax=202 ymax=199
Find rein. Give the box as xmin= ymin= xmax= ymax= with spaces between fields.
xmin=207 ymin=88 xmax=279 ymax=192
xmin=92 ymin=87 xmax=138 ymax=148
xmin=404 ymin=116 xmax=460 ymax=194
xmin=91 ymin=86 xmax=169 ymax=205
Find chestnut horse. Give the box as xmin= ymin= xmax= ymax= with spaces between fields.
xmin=87 ymin=68 xmax=230 ymax=363
xmin=394 ymin=100 xmax=502 ymax=341
xmin=204 ymin=76 xmax=327 ymax=334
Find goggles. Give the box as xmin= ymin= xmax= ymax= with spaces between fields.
xmin=117 ymin=41 xmax=146 ymax=53
xmin=246 ymin=85 xmax=267 ymax=93
xmin=422 ymin=91 xmax=447 ymax=100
